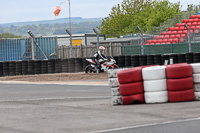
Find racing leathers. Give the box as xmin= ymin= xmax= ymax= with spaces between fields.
xmin=94 ymin=50 xmax=107 ymax=70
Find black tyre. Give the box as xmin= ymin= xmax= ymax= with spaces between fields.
xmin=154 ymin=54 xmax=162 ymax=65
xmin=3 ymin=61 xmax=9 ymax=76
xmin=169 ymin=54 xmax=178 ymax=64
xmin=185 ymin=53 xmax=193 ymax=64
xmin=85 ymin=65 xmax=94 ymax=73
xmin=125 ymin=55 xmax=131 ymax=67
xmin=62 ymin=59 xmax=68 ymax=73
xmin=55 ymin=59 xmax=62 ymax=73
xmin=28 ymin=60 xmax=34 ymax=75
xmin=0 ymin=62 xmax=3 ymax=77
xmin=41 ymin=60 xmax=48 ymax=74
xmin=22 ymin=60 xmax=28 ymax=75
xmin=15 ymin=61 xmax=22 ymax=75
xmin=68 ymin=58 xmax=75 ymax=73
xmin=75 ymin=58 xmax=83 ymax=72
xmin=178 ymin=54 xmax=186 ymax=63
xmin=9 ymin=61 xmax=16 ymax=76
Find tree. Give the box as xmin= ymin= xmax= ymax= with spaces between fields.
xmin=98 ymin=0 xmax=181 ymax=37
xmin=0 ymin=33 xmax=22 ymax=38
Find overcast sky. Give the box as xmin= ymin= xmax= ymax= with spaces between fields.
xmin=0 ymin=0 xmax=200 ymax=24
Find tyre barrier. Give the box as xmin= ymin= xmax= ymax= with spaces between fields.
xmin=68 ymin=58 xmax=75 ymax=73
xmin=34 ymin=60 xmax=41 ymax=74
xmin=125 ymin=55 xmax=131 ymax=67
xmin=9 ymin=61 xmax=16 ymax=76
xmin=139 ymin=55 xmax=147 ymax=66
xmin=48 ymin=59 xmax=55 ymax=74
xmin=2 ymin=52 xmax=200 ymax=77
xmin=55 ymin=59 xmax=62 ymax=73
xmin=166 ymin=63 xmax=194 ymax=102
xmin=108 ymin=68 xmax=123 ymax=105
xmin=178 ymin=53 xmax=186 ymax=63
xmin=109 ymin=63 xmax=200 ymax=105
xmin=154 ymin=54 xmax=162 ymax=65
xmin=15 ymin=61 xmax=22 ymax=75
xmin=61 ymin=59 xmax=68 ymax=73
xmin=131 ymin=55 xmax=139 ymax=67
xmin=28 ymin=60 xmax=34 ymax=75
xmin=0 ymin=62 xmax=3 ymax=77
xmin=190 ymin=63 xmax=200 ymax=101
xmin=22 ymin=60 xmax=28 ymax=75
xmin=3 ymin=61 xmax=9 ymax=76
xmin=185 ymin=53 xmax=193 ymax=64
xmin=142 ymin=66 xmax=168 ymax=104
xmin=193 ymin=53 xmax=200 ymax=63
xmin=118 ymin=55 xmax=125 ymax=68
xmin=41 ymin=60 xmax=48 ymax=74
xmin=75 ymin=58 xmax=83 ymax=73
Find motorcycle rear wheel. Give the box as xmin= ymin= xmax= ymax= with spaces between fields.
xmin=85 ymin=65 xmax=94 ymax=73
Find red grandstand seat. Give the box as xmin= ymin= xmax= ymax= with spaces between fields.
xmin=145 ymin=43 xmax=150 ymax=45
xmin=196 ymin=15 xmax=200 ymax=19
xmin=196 ymin=26 xmax=200 ymax=29
xmin=159 ymin=35 xmax=165 ymax=39
xmin=190 ymin=26 xmax=195 ymax=30
xmin=188 ymin=19 xmax=194 ymax=23
xmin=193 ymin=18 xmax=199 ymax=22
xmin=171 ymin=41 xmax=177 ymax=44
xmin=152 ymin=40 xmax=157 ymax=43
xmin=169 ymin=35 xmax=175 ymax=38
xmin=153 ymin=36 xmax=159 ymax=40
xmin=177 ymin=30 xmax=183 ymax=34
xmin=190 ymin=15 xmax=196 ymax=19
xmin=161 ymin=31 xmax=167 ymax=35
xmin=182 ymin=30 xmax=188 ymax=34
xmin=191 ymin=30 xmax=194 ymax=33
xmin=146 ymin=40 xmax=152 ymax=43
xmin=165 ymin=42 xmax=171 ymax=44
xmin=166 ymin=31 xmax=172 ymax=35
xmin=157 ymin=40 xmax=162 ymax=44
xmin=164 ymin=35 xmax=170 ymax=39
xmin=182 ymin=19 xmax=188 ymax=23
xmin=197 ymin=22 xmax=200 ymax=25
xmin=174 ymin=27 xmax=179 ymax=31
xmin=180 ymin=23 xmax=185 ymax=27
xmin=175 ymin=34 xmax=180 ymax=39
xmin=172 ymin=38 xmax=179 ymax=43
xmin=168 ymin=39 xmax=173 ymax=42
xmin=168 ymin=27 xmax=174 ymax=31
xmin=161 ymin=42 xmax=165 ymax=44
xmin=171 ymin=31 xmax=177 ymax=34
xmin=150 ymin=43 xmax=155 ymax=45
xmin=162 ymin=39 xmax=168 ymax=43
xmin=186 ymin=23 xmax=192 ymax=26
xmin=179 ymin=27 xmax=185 ymax=30
xmin=192 ymin=22 xmax=198 ymax=26
xmin=175 ymin=23 xmax=182 ymax=27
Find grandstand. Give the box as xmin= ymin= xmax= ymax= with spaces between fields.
xmin=145 ymin=15 xmax=200 ymax=45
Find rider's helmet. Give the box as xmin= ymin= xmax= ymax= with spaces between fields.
xmin=99 ymin=46 xmax=105 ymax=53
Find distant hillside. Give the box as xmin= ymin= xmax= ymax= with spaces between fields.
xmin=0 ymin=17 xmax=103 ymax=27
xmin=0 ymin=17 xmax=103 ymax=36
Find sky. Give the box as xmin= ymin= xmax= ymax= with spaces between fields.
xmin=0 ymin=0 xmax=200 ymax=24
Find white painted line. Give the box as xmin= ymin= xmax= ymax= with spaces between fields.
xmin=92 ymin=117 xmax=200 ymax=133
xmin=0 ymin=96 xmax=111 ymax=103
xmin=0 ymin=81 xmax=109 ymax=86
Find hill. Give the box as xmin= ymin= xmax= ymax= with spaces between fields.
xmin=0 ymin=17 xmax=103 ymax=36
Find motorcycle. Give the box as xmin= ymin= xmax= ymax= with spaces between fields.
xmin=85 ymin=57 xmax=119 ymax=73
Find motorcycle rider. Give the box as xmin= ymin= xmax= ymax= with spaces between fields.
xmin=94 ymin=46 xmax=107 ymax=72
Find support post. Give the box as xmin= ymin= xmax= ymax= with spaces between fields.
xmin=137 ymin=26 xmax=144 ymax=55
xmin=66 ymin=29 xmax=73 ymax=58
xmin=93 ymin=28 xmax=100 ymax=50
xmin=184 ymin=24 xmax=191 ymax=52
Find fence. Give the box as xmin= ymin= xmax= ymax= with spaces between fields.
xmin=0 ymin=37 xmax=57 ymax=61
xmin=57 ymin=43 xmax=122 ymax=59
xmin=123 ymin=42 xmax=200 ymax=55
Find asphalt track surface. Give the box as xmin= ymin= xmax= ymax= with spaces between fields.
xmin=0 ymin=82 xmax=200 ymax=133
